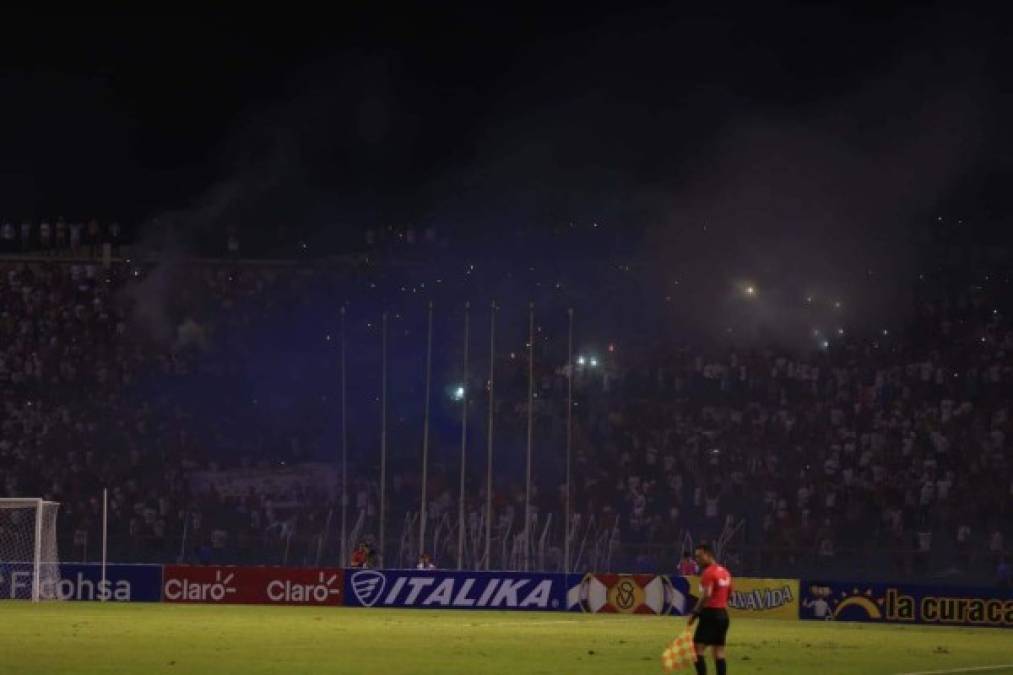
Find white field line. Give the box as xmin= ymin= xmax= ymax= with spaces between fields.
xmin=468 ymin=620 xmax=584 ymax=627
xmin=896 ymin=665 xmax=1013 ymax=675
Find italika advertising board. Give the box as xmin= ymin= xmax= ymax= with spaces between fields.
xmin=163 ymin=565 xmax=343 ymax=605
xmin=344 ymin=569 xmax=567 ymax=610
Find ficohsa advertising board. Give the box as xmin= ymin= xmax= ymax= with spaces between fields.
xmin=0 ymin=563 xmax=162 ymax=602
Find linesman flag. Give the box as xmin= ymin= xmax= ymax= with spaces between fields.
xmin=660 ymin=626 xmax=696 ymax=672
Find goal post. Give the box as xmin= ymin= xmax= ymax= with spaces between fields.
xmin=0 ymin=498 xmax=61 ymax=601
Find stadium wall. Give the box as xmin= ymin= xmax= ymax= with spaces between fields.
xmin=9 ymin=563 xmax=1011 ymax=629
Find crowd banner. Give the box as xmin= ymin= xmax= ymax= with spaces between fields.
xmin=0 ymin=563 xmax=162 ymax=601
xmin=567 ymin=573 xmax=692 ymax=614
xmin=344 ymin=569 xmax=567 ymax=611
xmin=163 ymin=565 xmax=344 ymax=605
xmin=801 ymin=580 xmax=1013 ymax=628
xmin=683 ymin=575 xmax=799 ymax=620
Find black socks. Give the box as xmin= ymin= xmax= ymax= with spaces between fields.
xmin=695 ymin=656 xmax=727 ymax=675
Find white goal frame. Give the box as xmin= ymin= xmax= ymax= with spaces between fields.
xmin=0 ymin=498 xmax=61 ymax=601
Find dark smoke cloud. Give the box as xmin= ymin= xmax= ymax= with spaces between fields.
xmin=642 ymin=54 xmax=987 ymax=346
xmin=123 ymin=66 xmax=330 ymax=344
xmin=122 ymin=259 xmax=178 ymax=346
xmin=124 ymin=9 xmax=993 ymax=351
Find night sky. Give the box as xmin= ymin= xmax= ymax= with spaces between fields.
xmin=2 ymin=5 xmax=1009 ymax=240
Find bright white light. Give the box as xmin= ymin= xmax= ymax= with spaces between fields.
xmin=744 ymin=286 xmax=756 ymax=296
xmin=821 ymin=340 xmax=829 ymax=349
xmin=577 ymin=356 xmax=587 ymax=366
xmin=837 ymin=328 xmax=844 ymax=336
xmin=589 ymin=357 xmax=599 ymax=368
xmin=451 ymin=386 xmax=465 ymax=401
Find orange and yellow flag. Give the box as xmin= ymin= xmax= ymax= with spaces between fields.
xmin=660 ymin=625 xmax=697 ymax=672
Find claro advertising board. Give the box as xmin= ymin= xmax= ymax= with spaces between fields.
xmin=163 ymin=565 xmax=344 ymax=605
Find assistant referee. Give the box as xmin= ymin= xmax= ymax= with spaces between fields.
xmin=686 ymin=543 xmax=732 ymax=675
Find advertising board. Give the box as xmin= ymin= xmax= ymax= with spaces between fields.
xmin=567 ymin=573 xmax=693 ymax=615
xmin=163 ymin=565 xmax=343 ymax=605
xmin=801 ymin=580 xmax=1013 ymax=628
xmin=344 ymin=569 xmax=566 ymax=611
xmin=682 ymin=575 xmax=799 ymax=620
xmin=0 ymin=563 xmax=162 ymax=601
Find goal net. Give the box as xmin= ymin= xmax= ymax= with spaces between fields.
xmin=0 ymin=499 xmax=61 ymax=601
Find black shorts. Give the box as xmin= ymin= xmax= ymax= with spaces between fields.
xmin=694 ymin=608 xmax=730 ymax=646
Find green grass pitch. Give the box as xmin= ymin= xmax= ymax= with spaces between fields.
xmin=1 ymin=602 xmax=1011 ymax=674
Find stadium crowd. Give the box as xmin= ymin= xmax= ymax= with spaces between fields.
xmin=0 ymin=223 xmax=1010 ymax=585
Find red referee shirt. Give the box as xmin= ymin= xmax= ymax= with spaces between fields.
xmin=699 ymin=563 xmax=733 ymax=609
